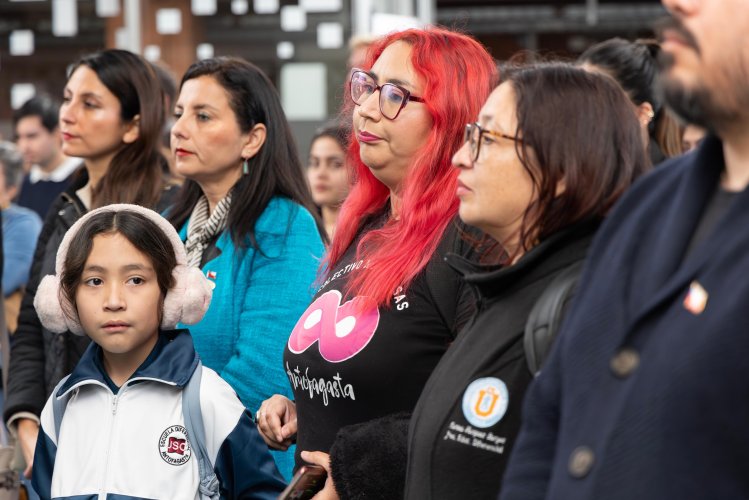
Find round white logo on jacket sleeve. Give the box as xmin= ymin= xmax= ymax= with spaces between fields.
xmin=461 ymin=377 xmax=509 ymax=428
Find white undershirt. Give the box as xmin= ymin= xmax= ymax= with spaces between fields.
xmin=28 ymin=157 xmax=81 ymax=184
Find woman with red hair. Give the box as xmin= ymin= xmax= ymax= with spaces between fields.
xmin=257 ymin=27 xmax=497 ymax=497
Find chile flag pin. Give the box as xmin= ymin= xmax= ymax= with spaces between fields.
xmin=683 ymin=281 xmax=708 ymax=315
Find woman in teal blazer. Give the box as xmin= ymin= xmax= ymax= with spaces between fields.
xmin=168 ymin=56 xmax=325 ymax=477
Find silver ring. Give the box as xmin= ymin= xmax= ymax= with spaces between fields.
xmin=255 ymin=410 xmax=261 ymax=421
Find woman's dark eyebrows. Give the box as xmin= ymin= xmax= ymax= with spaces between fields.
xmin=386 ymin=77 xmax=411 ymax=87
xmin=367 ymin=70 xmax=411 ymax=88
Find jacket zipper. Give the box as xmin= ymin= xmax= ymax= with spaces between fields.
xmin=100 ymin=386 xmax=126 ymax=499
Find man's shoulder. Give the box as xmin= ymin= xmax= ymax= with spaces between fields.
xmin=605 ymin=153 xmax=699 ymax=227
xmin=629 ymin=153 xmax=696 ymax=199
xmin=578 ymin=152 xmax=703 ymax=272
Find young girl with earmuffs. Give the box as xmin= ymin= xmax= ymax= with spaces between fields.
xmin=30 ymin=204 xmax=286 ymax=500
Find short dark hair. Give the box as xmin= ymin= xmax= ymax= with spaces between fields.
xmin=59 ymin=210 xmax=177 ymax=322
xmin=13 ymin=94 xmax=60 ymax=132
xmin=168 ymin=56 xmax=325 ymax=248
xmin=506 ymin=63 xmax=650 ymax=253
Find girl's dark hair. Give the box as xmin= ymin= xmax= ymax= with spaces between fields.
xmin=310 ymin=122 xmax=350 ymax=153
xmin=68 ymin=49 xmax=169 ymax=208
xmin=167 ymin=56 xmax=325 ymax=248
xmin=578 ymin=38 xmax=683 ymax=157
xmin=506 ymin=63 xmax=650 ymax=256
xmin=59 ymin=210 xmax=177 ymax=318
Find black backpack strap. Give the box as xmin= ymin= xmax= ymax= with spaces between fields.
xmin=524 ymin=261 xmax=584 ymax=375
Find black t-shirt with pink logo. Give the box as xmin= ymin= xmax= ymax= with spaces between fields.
xmin=284 ymin=213 xmax=475 ymax=467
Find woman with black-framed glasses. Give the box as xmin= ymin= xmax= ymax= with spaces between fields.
xmin=256 ymin=27 xmax=497 ymax=499
xmin=404 ymin=63 xmax=650 ymax=499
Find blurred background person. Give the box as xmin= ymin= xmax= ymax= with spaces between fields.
xmin=307 ymin=123 xmax=350 ymax=240
xmin=579 ymin=37 xmax=684 ymax=163
xmin=168 ymin=56 xmax=325 ymax=478
xmin=0 ymin=142 xmax=42 ymax=334
xmin=13 ymin=95 xmax=81 ymax=220
xmin=682 ymin=123 xmax=706 ymax=152
xmin=4 ymin=49 xmax=175 ymax=482
xmin=405 ymin=63 xmax=649 ymax=500
xmin=257 ymin=27 xmax=497 ymax=499
xmin=151 ymin=62 xmax=181 ymax=180
xmin=347 ymin=34 xmax=376 ymax=71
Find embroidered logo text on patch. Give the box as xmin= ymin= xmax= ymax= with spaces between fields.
xmin=159 ymin=425 xmax=191 ymax=466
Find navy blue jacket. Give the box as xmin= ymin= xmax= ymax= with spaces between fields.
xmin=501 ymin=135 xmax=749 ymax=500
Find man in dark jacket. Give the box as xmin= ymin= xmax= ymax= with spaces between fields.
xmin=501 ymin=1 xmax=749 ymax=499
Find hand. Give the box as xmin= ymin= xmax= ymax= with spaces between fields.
xmin=255 ymin=395 xmax=297 ymax=450
xmin=17 ymin=418 xmax=39 ymax=479
xmin=301 ymin=451 xmax=339 ymax=500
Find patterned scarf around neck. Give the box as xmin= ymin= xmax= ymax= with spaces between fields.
xmin=185 ymin=193 xmax=232 ymax=268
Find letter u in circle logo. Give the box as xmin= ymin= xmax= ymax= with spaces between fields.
xmin=462 ymin=377 xmax=509 ymax=428
xmin=474 ymin=387 xmax=499 ymax=417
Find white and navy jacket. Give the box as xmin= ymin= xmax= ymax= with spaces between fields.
xmin=32 ymin=329 xmax=286 ymax=500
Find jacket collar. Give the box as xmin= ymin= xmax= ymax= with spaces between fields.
xmin=58 ymin=169 xmax=88 ymax=216
xmin=64 ymin=167 xmax=89 ymax=195
xmin=629 ymin=134 xmax=749 ymax=326
xmin=56 ymin=329 xmax=199 ymax=398
xmin=447 ymin=218 xmax=601 ymax=299
xmin=640 ymin=134 xmax=723 ymax=289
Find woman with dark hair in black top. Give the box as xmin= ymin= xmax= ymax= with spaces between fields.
xmin=404 ymin=63 xmax=650 ymax=499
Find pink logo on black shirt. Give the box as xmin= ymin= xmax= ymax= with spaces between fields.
xmin=288 ymin=290 xmax=380 ymax=362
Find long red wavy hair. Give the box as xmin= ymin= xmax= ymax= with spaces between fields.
xmin=326 ymin=27 xmax=497 ymax=306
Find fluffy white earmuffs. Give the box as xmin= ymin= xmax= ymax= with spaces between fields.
xmin=34 ymin=204 xmax=213 ymax=336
